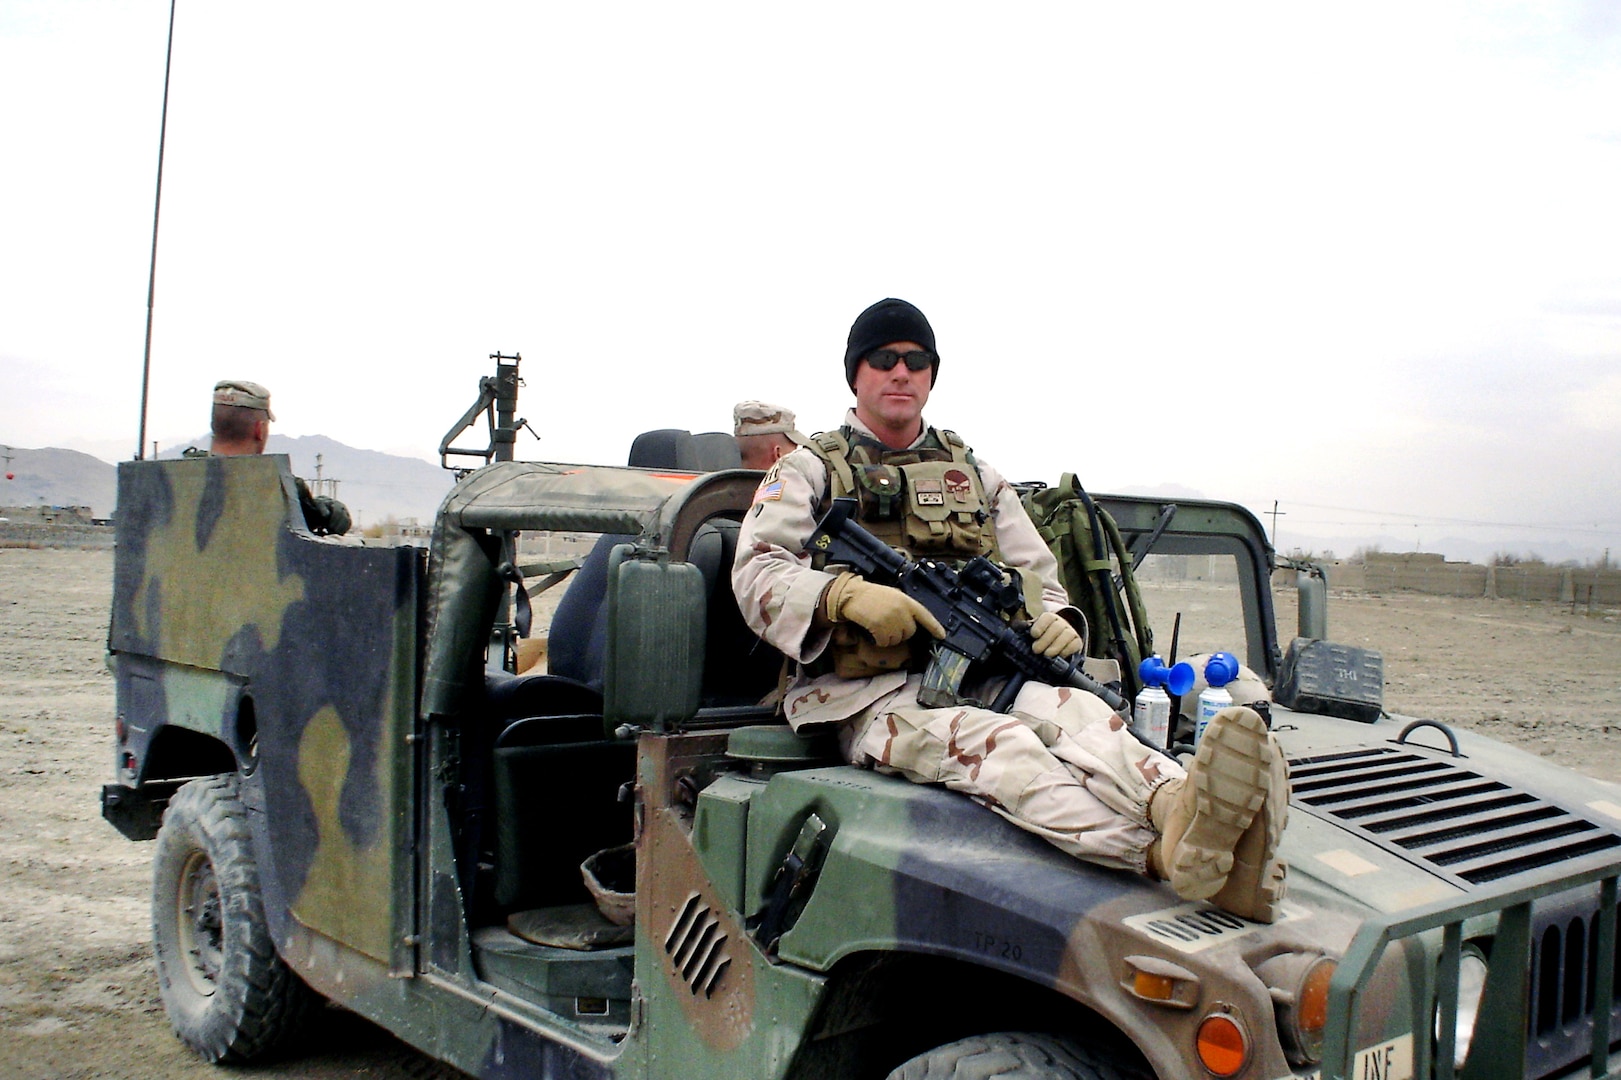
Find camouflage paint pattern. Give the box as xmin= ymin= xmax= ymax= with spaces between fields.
xmin=639 ymin=735 xmax=759 ymax=1052
xmin=115 ymin=457 xmax=306 ymax=668
xmin=112 ymin=456 xmax=419 ymax=965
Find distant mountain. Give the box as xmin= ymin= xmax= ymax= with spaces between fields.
xmin=1 ymin=437 xmax=455 ymax=526
xmin=0 ymin=446 xmax=117 ymax=517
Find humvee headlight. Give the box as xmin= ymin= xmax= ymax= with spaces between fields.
xmin=1196 ymin=1009 xmax=1250 ymax=1076
xmin=1435 ymin=945 xmax=1489 ymax=1071
xmin=1256 ymin=952 xmax=1337 ymax=1065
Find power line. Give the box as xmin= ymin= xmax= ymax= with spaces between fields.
xmin=1290 ymin=518 xmax=1619 ymax=536
xmin=1282 ymin=501 xmax=1621 ymax=535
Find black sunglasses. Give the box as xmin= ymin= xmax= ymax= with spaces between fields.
xmin=864 ymin=348 xmax=936 ymax=373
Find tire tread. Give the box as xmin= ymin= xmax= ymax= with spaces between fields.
xmin=153 ymin=774 xmax=311 ymax=1063
xmin=887 ymin=1030 xmax=1153 ymax=1080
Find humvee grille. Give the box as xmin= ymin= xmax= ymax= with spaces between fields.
xmin=1525 ymin=888 xmax=1621 ymax=1078
xmin=1288 ymin=746 xmax=1621 ymax=886
xmin=1293 ymin=746 xmax=1621 ymax=1077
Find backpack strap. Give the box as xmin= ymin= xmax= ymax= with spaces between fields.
xmin=936 ymin=428 xmax=971 ymax=463
xmin=807 ymin=430 xmax=856 ymax=499
xmin=1097 ymin=502 xmax=1155 ymax=664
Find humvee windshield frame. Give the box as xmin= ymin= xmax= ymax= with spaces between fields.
xmin=1091 ymin=494 xmax=1281 ymax=684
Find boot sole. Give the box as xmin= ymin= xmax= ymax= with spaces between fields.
xmin=1213 ymin=749 xmax=1291 ymax=922
xmin=1169 ymin=709 xmax=1277 ymax=900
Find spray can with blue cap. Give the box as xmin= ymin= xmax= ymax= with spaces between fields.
xmin=1135 ymin=656 xmax=1195 ymax=751
xmin=1195 ymin=651 xmax=1242 ymax=746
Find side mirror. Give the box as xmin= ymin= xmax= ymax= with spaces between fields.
xmin=1296 ymin=567 xmax=1328 ymax=641
xmin=604 ymin=545 xmax=705 ymax=732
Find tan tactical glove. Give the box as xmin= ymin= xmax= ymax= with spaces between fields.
xmin=1030 ymin=610 xmax=1083 ymax=659
xmin=821 ymin=572 xmax=946 ymax=648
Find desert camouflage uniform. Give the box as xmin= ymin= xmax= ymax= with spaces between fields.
xmin=733 ymin=411 xmax=1185 ymax=873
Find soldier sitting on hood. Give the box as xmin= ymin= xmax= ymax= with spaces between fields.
xmin=731 ymin=298 xmax=1290 ymax=922
xmin=196 ymin=380 xmax=352 ymax=538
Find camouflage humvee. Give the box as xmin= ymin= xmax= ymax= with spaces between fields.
xmin=103 ymin=416 xmax=1621 ymax=1078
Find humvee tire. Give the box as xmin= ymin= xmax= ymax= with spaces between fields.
xmin=152 ymin=774 xmax=311 ymax=1062
xmin=886 ymin=1031 xmax=1152 ymax=1079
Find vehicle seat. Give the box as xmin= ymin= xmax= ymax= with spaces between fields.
xmin=458 ymin=672 xmax=605 ymax=913
xmin=549 ymin=428 xmax=716 ymax=689
xmin=547 ymin=535 xmax=630 ymax=693
xmin=625 ymin=428 xmax=740 ymax=473
xmin=691 ymin=431 xmax=741 ymax=471
xmin=485 ymin=671 xmax=603 ymax=725
xmin=490 ymin=714 xmax=634 ymax=911
xmin=550 ymin=430 xmax=777 ymax=705
xmin=627 ymin=428 xmax=702 ymax=471
xmin=688 ymin=519 xmax=782 ymax=707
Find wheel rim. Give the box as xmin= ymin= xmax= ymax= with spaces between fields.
xmin=175 ymin=848 xmax=223 ymax=997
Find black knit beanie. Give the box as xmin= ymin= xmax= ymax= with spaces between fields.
xmin=843 ymin=298 xmax=939 ymax=389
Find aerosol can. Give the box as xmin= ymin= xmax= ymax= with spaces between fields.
xmin=1195 ymin=651 xmax=1241 ymax=746
xmin=1135 ymin=656 xmax=1195 ymax=751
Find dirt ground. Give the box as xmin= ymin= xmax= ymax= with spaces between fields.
xmin=0 ymin=549 xmax=453 ymax=1080
xmin=3 ymin=547 xmax=1620 ymax=1079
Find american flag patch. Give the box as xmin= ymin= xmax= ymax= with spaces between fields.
xmin=754 ymin=479 xmax=784 ymax=504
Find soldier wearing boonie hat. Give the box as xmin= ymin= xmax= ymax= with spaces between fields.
xmin=212 ymin=379 xmax=276 ymax=421
xmin=204 ymin=378 xmax=352 ymax=537
xmin=209 ymin=380 xmax=277 ymax=455
xmin=732 ymin=400 xmax=807 ymax=471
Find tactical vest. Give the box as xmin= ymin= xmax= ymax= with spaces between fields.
xmin=805 ymin=427 xmax=1040 ymax=679
xmin=808 ymin=427 xmax=999 ymax=560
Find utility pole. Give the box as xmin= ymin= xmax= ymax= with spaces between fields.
xmin=310 ymin=453 xmax=340 ymax=500
xmin=1267 ymin=500 xmax=1285 ymax=547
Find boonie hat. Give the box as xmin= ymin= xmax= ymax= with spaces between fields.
xmin=733 ymin=400 xmax=804 ymax=440
xmin=213 ymin=380 xmax=275 ymax=420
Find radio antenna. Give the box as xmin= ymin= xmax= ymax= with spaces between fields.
xmin=136 ymin=0 xmax=178 ymax=461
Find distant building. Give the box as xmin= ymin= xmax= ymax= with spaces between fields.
xmin=0 ymin=504 xmax=95 ymax=525
xmin=376 ymin=517 xmax=434 ymax=547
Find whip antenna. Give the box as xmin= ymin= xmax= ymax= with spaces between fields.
xmin=136 ymin=0 xmax=178 ymax=461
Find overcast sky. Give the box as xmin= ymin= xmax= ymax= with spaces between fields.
xmin=3 ymin=2 xmax=1619 ymax=560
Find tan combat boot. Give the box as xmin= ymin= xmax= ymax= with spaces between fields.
xmin=1148 ymin=706 xmax=1277 ymax=902
xmin=1209 ymin=742 xmax=1290 ymax=923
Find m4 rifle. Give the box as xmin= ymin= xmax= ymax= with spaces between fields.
xmin=809 ymin=498 xmax=1129 ymax=716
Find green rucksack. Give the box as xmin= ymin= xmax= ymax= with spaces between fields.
xmin=1021 ymin=474 xmax=1154 ymax=698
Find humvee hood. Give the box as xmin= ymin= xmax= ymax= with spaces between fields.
xmin=1274 ymin=708 xmax=1621 ymax=915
